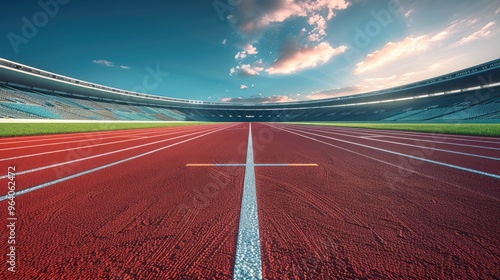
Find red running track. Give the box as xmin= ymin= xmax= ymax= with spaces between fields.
xmin=0 ymin=123 xmax=499 ymax=279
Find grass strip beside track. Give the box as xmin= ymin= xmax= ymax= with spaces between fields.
xmin=290 ymin=122 xmax=500 ymax=137
xmin=0 ymin=122 xmax=211 ymax=137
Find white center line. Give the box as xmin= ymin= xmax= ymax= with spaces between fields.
xmin=233 ymin=123 xmax=263 ymax=280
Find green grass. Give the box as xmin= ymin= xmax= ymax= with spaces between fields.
xmin=292 ymin=122 xmax=500 ymax=136
xmin=0 ymin=122 xmax=210 ymax=137
xmin=2 ymin=121 xmax=498 ymax=137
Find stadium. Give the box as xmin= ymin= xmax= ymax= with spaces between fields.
xmin=1 ymin=57 xmax=500 ymax=122
xmin=1 ymin=0 xmax=499 ymax=279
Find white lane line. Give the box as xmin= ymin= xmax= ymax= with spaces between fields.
xmin=294 ymin=125 xmax=500 ymax=151
xmin=0 ymin=125 xmax=179 ymax=145
xmin=0 ymin=125 xmax=234 ymax=201
xmin=234 ymin=123 xmax=263 ymax=280
xmin=302 ymin=125 xmax=500 ymax=144
xmin=0 ymin=126 xmax=222 ymax=179
xmin=0 ymin=125 xmax=210 ymax=161
xmin=0 ymin=136 xmax=152 ymax=162
xmin=297 ymin=126 xmax=500 ymax=161
xmin=264 ymin=125 xmax=500 ymax=203
xmin=0 ymin=129 xmax=128 ymax=145
xmin=0 ymin=125 xmax=208 ymax=152
xmin=359 ymin=135 xmax=387 ymax=139
xmin=276 ymin=125 xmax=500 ymax=180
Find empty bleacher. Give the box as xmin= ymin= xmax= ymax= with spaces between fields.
xmin=2 ymin=103 xmax=61 ymax=119
xmin=1 ymin=81 xmax=499 ymax=122
xmin=0 ymin=84 xmax=187 ymax=121
xmin=437 ymin=102 xmax=500 ymax=120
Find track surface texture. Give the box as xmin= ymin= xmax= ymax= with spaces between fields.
xmin=1 ymin=122 xmax=499 ymax=279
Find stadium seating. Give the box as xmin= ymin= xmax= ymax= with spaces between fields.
xmin=0 ymin=82 xmax=499 ymax=122
xmin=2 ymin=103 xmax=61 ymax=119
xmin=0 ymin=84 xmax=187 ymax=121
xmin=438 ymin=102 xmax=500 ymax=120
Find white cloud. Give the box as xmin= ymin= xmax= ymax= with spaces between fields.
xmin=93 ymin=60 xmax=130 ymax=70
xmin=355 ymin=36 xmax=433 ymax=75
xmin=457 ymin=22 xmax=495 ymax=45
xmin=306 ymin=85 xmax=367 ymax=100
xmin=230 ymin=59 xmax=265 ymax=76
xmin=220 ymin=95 xmax=297 ymax=104
xmin=366 ymin=16 xmax=496 ymax=74
xmin=229 ymin=0 xmax=349 ymax=43
xmin=93 ymin=60 xmax=114 ymax=67
xmin=241 ymin=62 xmax=264 ymax=76
xmin=308 ymin=14 xmax=327 ymax=39
xmin=429 ymin=63 xmax=441 ymax=71
xmin=357 ymin=59 xmax=454 ymax=92
xmin=242 ymin=43 xmax=258 ymax=55
xmin=267 ymin=42 xmax=347 ymax=75
xmin=235 ymin=51 xmax=247 ymax=60
xmin=303 ymin=0 xmax=349 ymax=20
xmin=307 ymin=33 xmax=321 ymax=42
xmin=466 ymin=18 xmax=478 ymax=27
xmin=352 ymin=16 xmax=497 ymax=75
xmin=227 ymin=0 xmax=349 ymax=76
xmin=235 ymin=44 xmax=258 ymax=60
xmin=222 ymin=38 xmax=227 ymax=45
xmin=365 ymin=75 xmax=396 ymax=83
xmin=405 ymin=9 xmax=413 ymax=18
xmin=327 ymin=10 xmax=500 ymax=99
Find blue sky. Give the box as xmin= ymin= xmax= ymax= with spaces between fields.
xmin=1 ymin=0 xmax=499 ymax=103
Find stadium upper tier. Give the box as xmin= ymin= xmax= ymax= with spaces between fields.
xmin=1 ymin=57 xmax=500 ymax=109
xmin=1 ymin=57 xmax=500 ymax=122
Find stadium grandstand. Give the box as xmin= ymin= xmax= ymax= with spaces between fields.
xmin=1 ymin=57 xmax=500 ymax=122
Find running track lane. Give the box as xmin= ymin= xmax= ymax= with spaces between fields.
xmin=0 ymin=124 xmax=218 ymax=150
xmin=0 ymin=124 xmax=223 ymax=162
xmin=281 ymin=124 xmax=500 ymax=175
xmin=278 ymin=124 xmax=500 ymax=182
xmin=0 ymin=123 xmax=247 ymax=279
xmin=0 ymin=125 xmax=229 ymax=190
xmin=254 ymin=123 xmax=499 ymax=279
xmin=1 ymin=123 xmax=499 ymax=278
